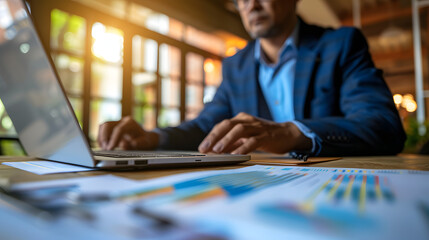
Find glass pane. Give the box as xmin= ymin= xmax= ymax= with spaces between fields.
xmin=128 ymin=3 xmax=153 ymax=28
xmin=0 ymin=140 xmax=25 ymax=156
xmin=73 ymin=0 xmax=127 ymax=19
xmin=133 ymin=72 xmax=156 ymax=103
xmin=168 ymin=18 xmax=184 ymax=40
xmin=160 ymin=44 xmax=180 ymax=77
xmin=185 ymin=110 xmax=199 ymax=121
xmin=52 ymin=54 xmax=84 ymax=95
xmin=225 ymin=35 xmax=248 ymax=57
xmin=129 ymin=3 xmax=184 ymax=40
xmin=204 ymin=85 xmax=218 ymax=104
xmin=185 ymin=26 xmax=225 ymax=56
xmin=91 ymin=62 xmax=122 ymax=100
xmin=162 ymin=77 xmax=180 ymax=107
xmin=133 ymin=106 xmax=156 ymax=130
xmin=186 ymin=84 xmax=203 ymax=110
xmin=0 ymin=99 xmax=16 ymax=136
xmin=158 ymin=108 xmax=180 ymax=128
xmin=0 ymin=1 xmax=13 ymax=30
xmin=50 ymin=9 xmax=86 ymax=55
xmin=92 ymin=22 xmax=123 ymax=64
xmin=90 ymin=100 xmax=121 ymax=141
xmin=146 ymin=12 xmax=169 ymax=35
xmin=68 ymin=97 xmax=83 ymax=127
xmin=204 ymin=58 xmax=222 ymax=86
xmin=133 ymin=5 xmax=168 ymax=34
xmin=186 ymin=52 xmax=203 ymax=83
xmin=132 ymin=36 xmax=158 ymax=72
xmin=132 ymin=35 xmax=142 ymax=69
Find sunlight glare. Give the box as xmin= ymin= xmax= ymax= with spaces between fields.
xmin=92 ymin=23 xmax=123 ymax=63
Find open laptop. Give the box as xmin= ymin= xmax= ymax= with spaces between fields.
xmin=0 ymin=0 xmax=249 ymax=168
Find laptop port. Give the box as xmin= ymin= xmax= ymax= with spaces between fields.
xmin=135 ymin=160 xmax=148 ymax=165
xmin=116 ymin=161 xmax=128 ymax=166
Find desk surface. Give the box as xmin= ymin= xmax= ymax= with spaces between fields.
xmin=2 ymin=154 xmax=429 ymax=240
xmin=1 ymin=154 xmax=429 ymax=184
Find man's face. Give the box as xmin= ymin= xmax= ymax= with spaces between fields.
xmin=237 ymin=0 xmax=298 ymax=39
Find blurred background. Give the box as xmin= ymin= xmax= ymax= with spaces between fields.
xmin=0 ymin=0 xmax=426 ymax=155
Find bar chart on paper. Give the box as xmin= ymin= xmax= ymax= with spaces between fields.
xmin=116 ymin=168 xmax=310 ymax=204
xmin=253 ymin=166 xmax=429 ymax=239
xmin=110 ymin=165 xmax=429 ymax=239
xmin=258 ymin=173 xmax=396 ymax=230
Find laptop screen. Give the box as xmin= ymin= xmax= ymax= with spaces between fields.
xmin=0 ymin=0 xmax=94 ymax=166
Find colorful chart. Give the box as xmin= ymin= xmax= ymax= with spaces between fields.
xmin=116 ymin=170 xmax=308 ymax=204
xmin=257 ymin=172 xmax=398 ymax=234
xmin=106 ymin=165 xmax=429 ymax=239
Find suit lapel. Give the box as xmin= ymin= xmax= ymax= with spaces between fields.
xmin=237 ymin=46 xmax=259 ymax=117
xmin=293 ymin=20 xmax=322 ymax=120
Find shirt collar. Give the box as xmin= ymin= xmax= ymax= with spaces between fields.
xmin=254 ymin=19 xmax=300 ymax=64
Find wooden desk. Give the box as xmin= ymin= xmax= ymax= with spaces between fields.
xmin=1 ymin=154 xmax=429 ymax=184
xmin=1 ymin=154 xmax=429 ymax=240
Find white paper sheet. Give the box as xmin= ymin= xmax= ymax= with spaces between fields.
xmin=11 ymin=174 xmax=137 ymax=191
xmin=114 ymin=165 xmax=429 ymax=240
xmin=7 ymin=175 xmax=217 ymax=240
xmin=3 ymin=160 xmax=94 ymax=175
xmin=5 ymin=165 xmax=429 ymax=240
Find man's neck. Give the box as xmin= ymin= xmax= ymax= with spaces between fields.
xmin=259 ymin=17 xmax=297 ymax=64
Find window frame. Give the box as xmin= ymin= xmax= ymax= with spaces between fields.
xmin=28 ymin=0 xmax=224 ymax=145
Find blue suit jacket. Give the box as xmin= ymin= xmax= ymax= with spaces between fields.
xmin=159 ymin=20 xmax=406 ymax=156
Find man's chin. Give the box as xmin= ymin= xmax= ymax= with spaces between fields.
xmin=250 ymin=29 xmax=273 ymax=39
xmin=248 ymin=27 xmax=268 ymax=38
xmin=249 ymin=25 xmax=283 ymax=39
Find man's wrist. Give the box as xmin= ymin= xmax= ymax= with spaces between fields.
xmin=284 ymin=122 xmax=312 ymax=152
xmin=151 ymin=128 xmax=166 ymax=149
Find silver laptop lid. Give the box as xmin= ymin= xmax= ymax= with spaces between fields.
xmin=0 ymin=0 xmax=95 ymax=167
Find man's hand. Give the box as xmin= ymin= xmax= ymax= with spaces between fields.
xmin=97 ymin=116 xmax=159 ymax=150
xmin=198 ymin=112 xmax=312 ymax=155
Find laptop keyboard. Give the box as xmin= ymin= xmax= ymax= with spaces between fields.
xmin=94 ymin=151 xmax=205 ymax=158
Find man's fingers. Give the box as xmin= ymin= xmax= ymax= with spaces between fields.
xmin=98 ymin=122 xmax=117 ymax=150
xmin=97 ymin=124 xmax=105 ymax=149
xmin=198 ymin=113 xmax=263 ymax=153
xmin=199 ymin=119 xmax=236 ymax=152
xmin=231 ymin=136 xmax=262 ymax=155
xmin=212 ymin=123 xmax=254 ymax=153
xmin=97 ymin=116 xmax=158 ymax=151
xmin=106 ymin=120 xmax=131 ymax=150
xmin=119 ymin=139 xmax=131 ymax=150
xmin=222 ymin=138 xmax=246 ymax=153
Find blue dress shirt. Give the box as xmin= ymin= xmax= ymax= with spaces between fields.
xmin=255 ymin=23 xmax=321 ymax=155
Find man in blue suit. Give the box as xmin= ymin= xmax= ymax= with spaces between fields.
xmin=98 ymin=0 xmax=405 ymax=157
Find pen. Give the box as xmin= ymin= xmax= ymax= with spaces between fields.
xmin=132 ymin=205 xmax=175 ymax=227
xmin=290 ymin=152 xmax=309 ymax=162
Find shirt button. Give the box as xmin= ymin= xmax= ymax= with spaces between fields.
xmin=275 ymin=100 xmax=280 ymax=105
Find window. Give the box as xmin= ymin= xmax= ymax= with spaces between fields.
xmin=204 ymin=58 xmax=222 ymax=103
xmin=51 ymin=9 xmax=86 ymax=55
xmin=45 ymin=1 xmax=246 ymax=147
xmin=0 ymin=100 xmax=17 ymax=136
xmin=128 ymin=3 xmax=184 ymax=41
xmin=50 ymin=9 xmax=86 ymax=125
xmin=186 ymin=53 xmax=204 ymax=120
xmin=73 ymin=0 xmax=127 ymax=19
xmin=89 ymin=22 xmax=123 ymax=141
xmin=132 ymin=35 xmax=157 ymax=130
xmin=159 ymin=44 xmax=181 ymax=127
xmin=185 ymin=26 xmax=226 ymax=56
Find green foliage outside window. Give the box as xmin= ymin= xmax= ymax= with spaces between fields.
xmin=403 ymin=118 xmax=429 ymax=153
xmin=51 ymin=9 xmax=86 ymax=54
